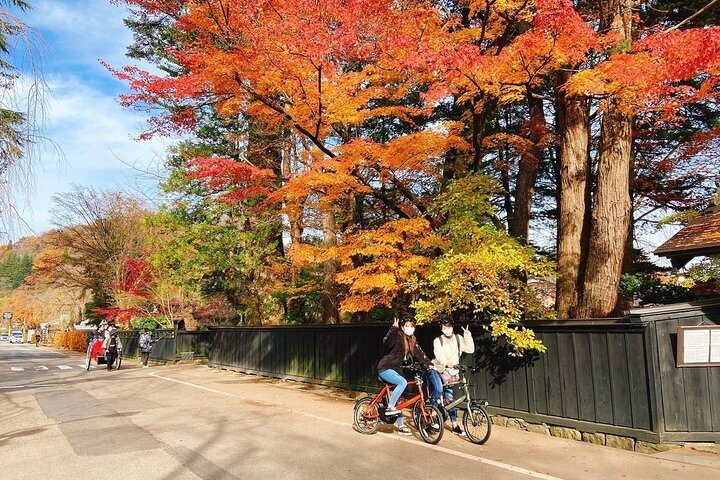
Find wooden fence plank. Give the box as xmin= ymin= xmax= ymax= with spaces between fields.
xmin=589 ymin=333 xmax=613 ymax=425
xmin=655 ymin=318 xmax=687 ymax=432
xmin=557 ymin=333 xmax=579 ymax=419
xmin=573 ymin=333 xmax=595 ymax=423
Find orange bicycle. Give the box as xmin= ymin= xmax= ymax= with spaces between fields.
xmin=353 ymin=365 xmax=444 ymax=444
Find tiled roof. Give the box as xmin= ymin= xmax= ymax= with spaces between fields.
xmin=655 ymin=204 xmax=720 ymax=258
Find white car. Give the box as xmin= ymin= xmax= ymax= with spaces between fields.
xmin=9 ymin=332 xmax=23 ymax=344
xmin=0 ymin=334 xmax=8 ymax=341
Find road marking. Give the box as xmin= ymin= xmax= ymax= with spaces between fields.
xmin=149 ymin=371 xmax=235 ymax=397
xmin=78 ymin=364 xmax=87 ymax=368
xmin=391 ymin=436 xmax=562 ymax=479
xmin=0 ymin=384 xmax=53 ymax=389
xmin=10 ymin=367 xmax=24 ymax=372
xmin=148 ymin=371 xmax=562 ymax=480
xmin=34 ymin=366 xmax=49 ymax=371
xmin=57 ymin=365 xmax=73 ymax=370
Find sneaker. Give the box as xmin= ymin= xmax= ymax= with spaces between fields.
xmin=430 ymin=419 xmax=441 ymax=430
xmin=384 ymin=407 xmax=401 ymax=416
xmin=452 ymin=425 xmax=464 ymax=435
xmin=142 ymin=365 xmax=149 ymax=368
xmin=397 ymin=426 xmax=412 ymax=436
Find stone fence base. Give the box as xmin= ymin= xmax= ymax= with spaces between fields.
xmin=492 ymin=415 xmax=673 ymax=454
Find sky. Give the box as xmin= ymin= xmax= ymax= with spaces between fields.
xmin=7 ymin=0 xmax=174 ymax=239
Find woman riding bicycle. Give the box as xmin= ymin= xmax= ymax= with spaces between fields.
xmin=428 ymin=318 xmax=474 ymax=434
xmin=377 ymin=316 xmax=432 ymax=436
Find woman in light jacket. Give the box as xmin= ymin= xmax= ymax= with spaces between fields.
xmin=429 ymin=319 xmax=474 ymax=434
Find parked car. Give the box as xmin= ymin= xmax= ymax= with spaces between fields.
xmin=9 ymin=331 xmax=23 ymax=344
xmin=0 ymin=333 xmax=8 ymax=341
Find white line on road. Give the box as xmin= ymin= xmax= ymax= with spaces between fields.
xmin=0 ymin=384 xmax=53 ymax=389
xmin=10 ymin=367 xmax=24 ymax=372
xmin=148 ymin=371 xmax=562 ymax=480
xmin=149 ymin=371 xmax=235 ymax=397
xmin=34 ymin=366 xmax=49 ymax=371
xmin=78 ymin=364 xmax=86 ymax=368
xmin=57 ymin=365 xmax=73 ymax=370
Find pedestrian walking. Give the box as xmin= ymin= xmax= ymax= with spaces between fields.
xmin=138 ymin=327 xmax=156 ymax=368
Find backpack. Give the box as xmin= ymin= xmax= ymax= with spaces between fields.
xmin=107 ymin=336 xmax=118 ymax=354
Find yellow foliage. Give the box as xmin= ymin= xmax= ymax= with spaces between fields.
xmin=53 ymin=331 xmax=88 ymax=353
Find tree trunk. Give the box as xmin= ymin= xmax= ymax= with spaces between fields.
xmin=575 ymin=0 xmax=633 ymax=319
xmin=509 ymin=93 xmax=545 ymax=244
xmin=247 ymin=115 xmax=285 ymax=256
xmin=575 ymin=99 xmax=632 ymax=318
xmin=555 ymin=73 xmax=591 ymax=319
xmin=284 ymin=139 xmax=304 ymax=246
xmin=322 ymin=209 xmax=340 ymax=323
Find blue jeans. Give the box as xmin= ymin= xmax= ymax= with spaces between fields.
xmin=428 ymin=369 xmax=458 ymax=423
xmin=378 ymin=369 xmax=407 ymax=426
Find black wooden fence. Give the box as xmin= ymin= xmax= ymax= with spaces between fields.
xmin=119 ymin=329 xmax=212 ymax=363
xmin=207 ymin=300 xmax=720 ymax=443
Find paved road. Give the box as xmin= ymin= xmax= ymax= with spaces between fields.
xmin=1 ymin=342 xmax=719 ymax=480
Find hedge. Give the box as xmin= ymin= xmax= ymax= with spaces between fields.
xmin=53 ymin=331 xmax=88 ymax=352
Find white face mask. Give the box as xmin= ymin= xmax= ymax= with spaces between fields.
xmin=403 ymin=326 xmax=415 ymax=336
xmin=442 ymin=327 xmax=454 ymax=337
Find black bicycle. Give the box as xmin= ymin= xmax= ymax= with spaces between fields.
xmin=413 ymin=364 xmax=492 ymax=444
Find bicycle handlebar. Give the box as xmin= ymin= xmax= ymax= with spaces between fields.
xmin=402 ymin=363 xmax=432 ymax=373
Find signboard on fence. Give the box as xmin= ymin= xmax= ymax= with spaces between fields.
xmin=676 ymin=325 xmax=720 ymax=367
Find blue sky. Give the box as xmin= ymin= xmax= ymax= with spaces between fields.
xmin=8 ymin=0 xmax=173 ymax=239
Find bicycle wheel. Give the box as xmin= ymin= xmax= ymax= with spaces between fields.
xmin=85 ymin=344 xmax=92 ymax=370
xmin=412 ymin=400 xmax=443 ymax=428
xmin=353 ymin=397 xmax=380 ymax=434
xmin=417 ymin=403 xmax=444 ymax=445
xmin=115 ymin=353 xmax=122 ymax=370
xmin=411 ymin=401 xmax=422 ymax=427
xmin=463 ymin=405 xmax=492 ymax=444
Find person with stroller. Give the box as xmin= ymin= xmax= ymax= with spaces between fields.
xmin=429 ymin=318 xmax=474 ymax=434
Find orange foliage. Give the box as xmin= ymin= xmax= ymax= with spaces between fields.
xmin=27 ymin=248 xmax=65 ymax=285
xmin=111 ymin=0 xmax=720 ymax=317
xmin=53 ymin=331 xmax=88 ymax=352
xmin=290 ymin=219 xmax=442 ymax=313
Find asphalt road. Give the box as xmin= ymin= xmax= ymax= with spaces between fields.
xmin=1 ymin=342 xmax=719 ymax=480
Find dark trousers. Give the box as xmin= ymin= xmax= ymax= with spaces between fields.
xmin=106 ymin=352 xmax=117 ymax=370
xmin=141 ymin=352 xmax=150 ymax=366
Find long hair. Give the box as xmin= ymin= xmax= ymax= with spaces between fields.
xmin=402 ymin=330 xmax=416 ymax=355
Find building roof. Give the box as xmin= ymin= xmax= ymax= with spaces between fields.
xmin=655 ymin=204 xmax=720 ymax=267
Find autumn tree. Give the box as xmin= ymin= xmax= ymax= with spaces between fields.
xmin=111 ymin=0 xmax=720 ymax=323
xmin=47 ymin=186 xmax=149 ymax=320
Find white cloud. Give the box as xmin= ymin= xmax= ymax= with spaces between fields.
xmin=13 ymin=71 xmax=174 ymax=236
xmin=0 ymin=1 xmax=177 ymax=239
xmin=26 ymin=1 xmax=140 ymax=72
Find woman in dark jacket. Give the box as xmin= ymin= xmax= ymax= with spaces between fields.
xmin=377 ymin=317 xmax=431 ymax=435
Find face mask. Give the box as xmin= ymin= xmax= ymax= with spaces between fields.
xmin=403 ymin=326 xmax=415 ymax=336
xmin=442 ymin=327 xmax=453 ymax=337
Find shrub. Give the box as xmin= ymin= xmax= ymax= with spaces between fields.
xmin=53 ymin=331 xmax=88 ymax=352
xmin=619 ymin=273 xmax=693 ymax=306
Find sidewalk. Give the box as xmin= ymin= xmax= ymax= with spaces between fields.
xmin=144 ymin=363 xmax=720 ymax=480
